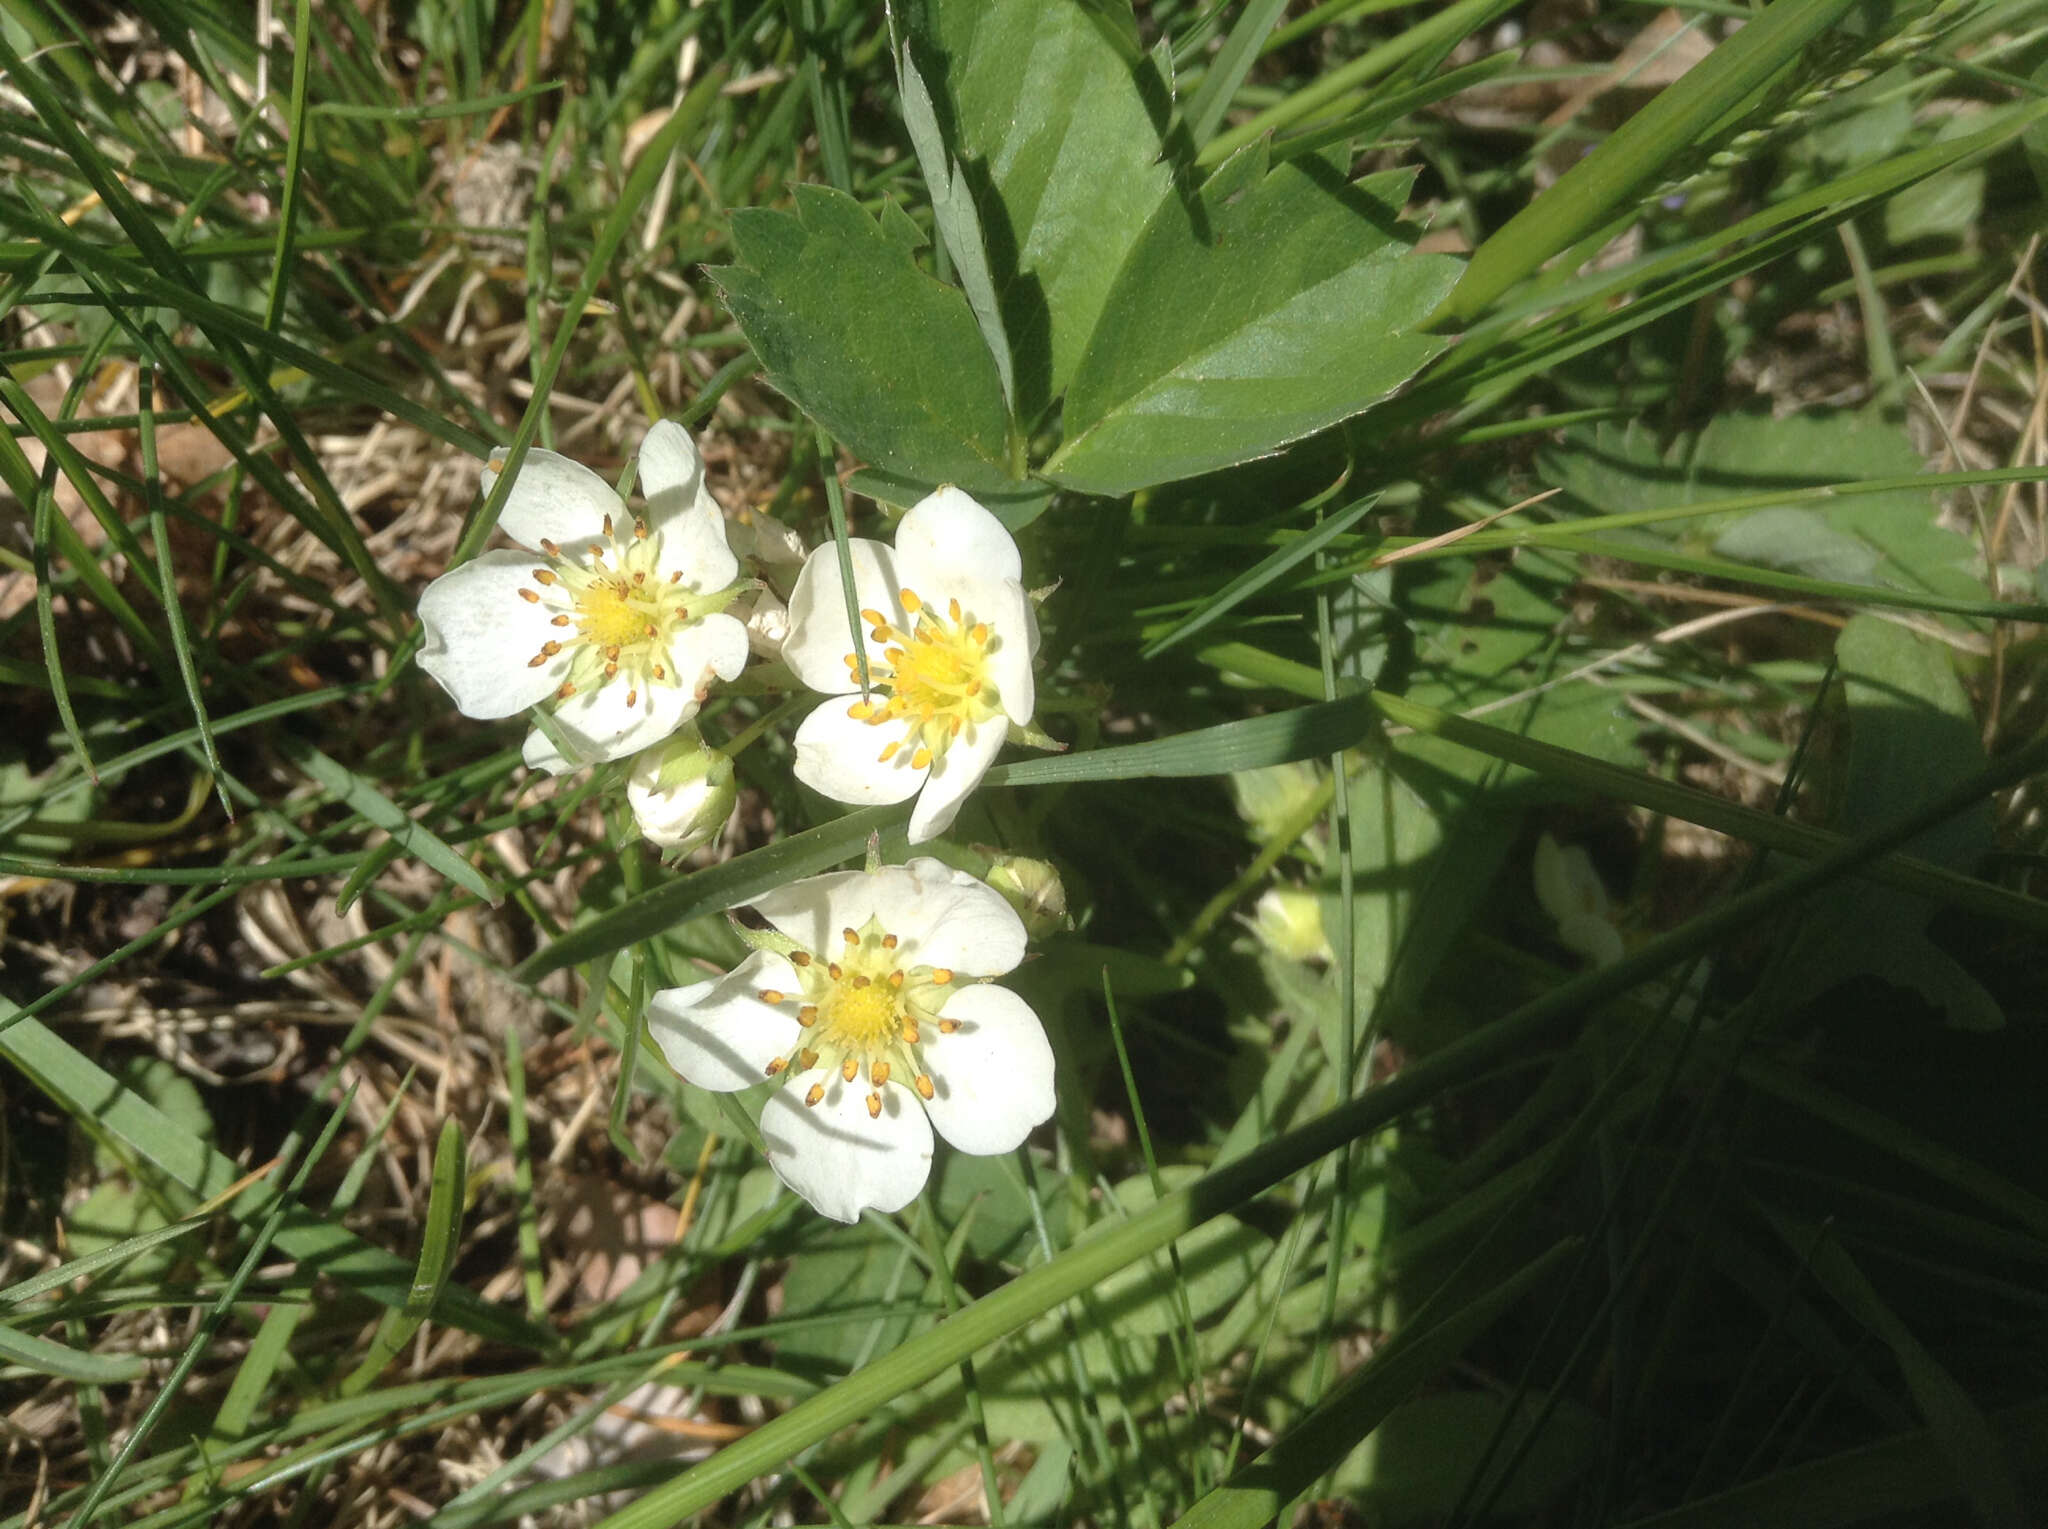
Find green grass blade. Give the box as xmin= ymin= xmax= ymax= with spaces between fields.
xmin=339 ymin=1116 xmax=467 ymax=1396
xmin=277 ymin=736 xmax=501 ymax=907
xmin=1141 ymin=493 xmax=1379 ymax=659
xmin=0 ymin=1326 xmax=150 ymax=1385
xmin=1439 ymin=0 xmax=1862 ymax=322
xmin=514 ymin=804 xmax=901 ymax=981
xmin=1183 ymin=0 xmax=1292 ymax=147
xmin=985 ymin=694 xmax=1379 ymax=787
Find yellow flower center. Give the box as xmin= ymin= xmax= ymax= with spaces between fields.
xmin=842 ymin=588 xmax=1004 ymax=770
xmin=758 ymin=918 xmax=963 ymax=1121
xmin=510 ymin=513 xmax=734 ymax=711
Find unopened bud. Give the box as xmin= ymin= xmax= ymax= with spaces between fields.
xmin=627 ymin=727 xmax=737 ymax=853
xmin=1250 ymin=887 xmax=1332 ymax=965
xmin=728 ymin=508 xmax=806 ymax=567
xmin=1230 ymin=761 xmax=1325 ymax=852
xmin=741 ymin=586 xmax=789 ymax=659
xmin=1533 ymin=834 xmax=1623 ymax=967
xmin=983 ymin=854 xmax=1069 ymax=939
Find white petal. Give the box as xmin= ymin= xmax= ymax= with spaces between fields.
xmin=782 ymin=539 xmax=903 ymax=695
xmin=646 ymin=952 xmax=801 ymax=1092
xmin=746 ymin=869 xmax=879 ymax=956
xmin=649 ymin=485 xmax=739 ymax=593
xmin=665 ymin=612 xmax=750 ymax=693
xmin=869 ymin=859 xmax=1026 ymax=975
xmin=521 ymin=726 xmax=572 ymax=775
xmin=982 ymin=579 xmax=1037 ymax=727
xmin=921 ymin=984 xmax=1055 ymax=1156
xmin=416 ymin=550 xmax=569 ymax=717
xmin=906 ymin=713 xmax=1006 ymax=844
xmin=486 ymin=449 xmax=619 ymax=554
xmin=895 ymin=487 xmax=1021 ymax=593
xmin=635 ymin=420 xmax=703 ymax=504
xmin=759 ymin=1068 xmax=934 ymax=1222
xmin=793 ymin=699 xmax=928 ymax=808
xmin=548 ymin=677 xmax=695 ymax=768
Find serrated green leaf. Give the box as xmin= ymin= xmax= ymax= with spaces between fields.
xmin=710 ymin=187 xmax=1014 ymax=491
xmin=1048 ymin=157 xmax=1460 ymax=494
xmin=903 ymin=0 xmax=1175 ymax=419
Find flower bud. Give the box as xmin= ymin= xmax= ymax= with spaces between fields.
xmin=1249 ymin=887 xmax=1332 ymax=965
xmin=982 ymin=854 xmax=1070 ymax=939
xmin=728 ymin=507 xmax=806 ymax=567
xmin=1230 ymin=761 xmax=1326 ymax=852
xmin=627 ymin=728 xmax=737 ymax=854
xmin=1533 ymin=833 xmax=1623 ymax=967
xmin=741 ymin=586 xmax=789 ymax=660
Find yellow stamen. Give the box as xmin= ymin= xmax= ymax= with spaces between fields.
xmin=866 ymin=1091 xmax=883 ymax=1119
xmin=806 ymin=1084 xmax=825 ymax=1107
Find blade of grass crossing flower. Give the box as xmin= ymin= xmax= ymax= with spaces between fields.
xmin=1141 ymin=493 xmax=1378 ymax=659
xmin=1172 ymin=1240 xmax=1580 ymax=1529
xmin=451 ymin=64 xmax=729 ymax=563
xmin=1183 ymin=0 xmax=1292 ymax=147
xmin=65 ymin=1084 xmax=360 ymax=1528
xmin=516 ymin=805 xmax=903 ymax=979
xmin=338 ymin=1117 xmax=468 ymax=1397
xmin=820 ymin=421 xmax=874 ymax=695
xmin=591 ymin=725 xmax=2048 ymax=1528
xmin=1438 ymin=0 xmax=1862 ymax=323
xmin=138 ymin=370 xmax=231 ymax=819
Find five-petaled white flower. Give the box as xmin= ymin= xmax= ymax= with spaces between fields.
xmin=781 ymin=487 xmax=1035 ymax=844
xmin=417 ymin=422 xmax=749 ymax=774
xmin=647 ymin=858 xmax=1056 ymax=1222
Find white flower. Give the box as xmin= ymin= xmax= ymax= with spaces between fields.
xmin=417 ymin=422 xmax=749 ymax=773
xmin=1533 ymin=833 xmax=1624 ymax=968
xmin=626 ymin=728 xmax=737 ymax=854
xmin=781 ymin=487 xmax=1036 ymax=844
xmin=647 ymin=858 xmax=1056 ymax=1222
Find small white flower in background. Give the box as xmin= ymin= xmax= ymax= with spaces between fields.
xmin=626 ymin=727 xmax=737 ymax=855
xmin=647 ymin=857 xmax=1055 ymax=1222
xmin=416 ymin=421 xmax=749 ymax=774
xmin=1533 ymin=833 xmax=1623 ymax=968
xmin=780 ymin=487 xmax=1037 ymax=844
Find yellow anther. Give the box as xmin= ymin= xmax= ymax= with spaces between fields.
xmin=939 ymin=1018 xmax=961 ymax=1033
xmin=791 ymin=951 xmax=812 ymax=967
xmin=540 ymin=538 xmax=561 ymax=557
xmin=879 ymin=741 xmax=902 ymax=763
xmin=931 ymin=968 xmax=953 ymax=984
xmin=901 ymin=588 xmax=922 ymax=613
xmin=799 ymin=1047 xmax=819 ymax=1070
xmin=848 ymin=702 xmax=873 ymax=720
xmin=602 ymin=513 xmax=614 ymax=537
xmin=798 ymin=1005 xmax=819 ymax=1027
xmin=533 ymin=568 xmax=557 ymax=585
xmin=901 ymin=1020 xmax=920 ymax=1045
xmin=634 ymin=520 xmax=649 ymax=540
xmin=915 ymin=1074 xmax=935 ymax=1100
xmin=860 ymin=608 xmax=887 ymax=628
xmin=527 ymin=652 xmax=548 ymax=669
xmin=625 ymin=688 xmax=638 ymax=707
xmin=759 ymin=989 xmax=784 ymax=1006
xmin=541 ymin=640 xmax=562 ymax=657
xmin=518 ymin=588 xmax=539 ymax=603
xmin=911 ymin=747 xmax=931 ymax=770
xmin=843 ymin=928 xmax=860 ymax=945
xmin=888 ymin=970 xmax=905 ymax=989
xmin=557 ymin=681 xmax=577 ymax=699
xmin=949 ymin=597 xmax=962 ymax=622
xmin=851 ymin=974 xmax=870 ymax=989
xmin=806 ymin=1083 xmax=825 ymax=1107
xmin=866 ymin=1091 xmax=883 ymax=1119
xmin=633 ymin=571 xmax=646 ymax=586
xmin=870 ymin=1060 xmax=890 ymax=1087
xmin=841 ymin=1056 xmax=859 ymax=1083
xmin=551 ymin=615 xmax=570 ymax=627
xmin=765 ymin=1057 xmax=786 ymax=1076
xmin=881 ymin=933 xmax=898 ymax=949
